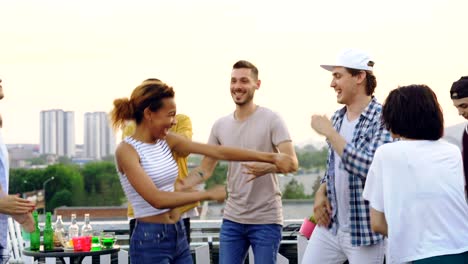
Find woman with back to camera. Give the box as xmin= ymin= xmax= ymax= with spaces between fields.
xmin=363 ymin=84 xmax=468 ymax=264
xmin=111 ymin=79 xmax=297 ymax=263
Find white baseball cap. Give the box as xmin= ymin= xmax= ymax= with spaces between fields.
xmin=320 ymin=48 xmax=374 ymax=72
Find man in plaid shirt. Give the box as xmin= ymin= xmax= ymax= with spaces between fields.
xmin=302 ymin=49 xmax=392 ymax=264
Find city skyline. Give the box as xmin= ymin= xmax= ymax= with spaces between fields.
xmin=0 ymin=0 xmax=467 ymax=146
xmin=84 ymin=111 xmax=115 ymax=159
xmin=38 ymin=109 xmax=115 ymax=159
xmin=40 ymin=109 xmax=75 ymax=157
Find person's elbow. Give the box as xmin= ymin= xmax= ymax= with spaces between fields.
xmin=150 ymin=200 xmax=165 ymax=210
xmin=276 ymin=155 xmax=299 ymax=174
xmin=283 ymin=151 xmax=299 ymax=172
xmin=293 ymin=158 xmax=299 ymax=172
xmin=148 ymin=192 xmax=169 ymax=210
xmin=288 ymin=158 xmax=299 ymax=173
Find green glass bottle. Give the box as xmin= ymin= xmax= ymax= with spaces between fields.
xmin=43 ymin=212 xmax=54 ymax=250
xmin=30 ymin=211 xmax=40 ymax=251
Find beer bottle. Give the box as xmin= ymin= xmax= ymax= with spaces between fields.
xmin=43 ymin=212 xmax=54 ymax=250
xmin=30 ymin=211 xmax=40 ymax=251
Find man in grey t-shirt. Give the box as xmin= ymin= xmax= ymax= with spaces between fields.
xmin=182 ymin=60 xmax=298 ymax=263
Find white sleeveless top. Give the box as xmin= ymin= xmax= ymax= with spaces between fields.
xmin=119 ymin=137 xmax=178 ymax=218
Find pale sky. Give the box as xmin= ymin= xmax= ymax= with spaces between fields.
xmin=0 ymin=0 xmax=466 ymax=145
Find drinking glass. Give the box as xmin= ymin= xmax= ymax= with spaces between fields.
xmin=99 ymin=232 xmax=116 ymax=249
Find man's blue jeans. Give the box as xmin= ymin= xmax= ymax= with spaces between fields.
xmin=219 ymin=219 xmax=282 ymax=264
xmin=130 ymin=219 xmax=192 ymax=264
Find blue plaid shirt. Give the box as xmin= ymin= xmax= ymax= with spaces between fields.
xmin=321 ymin=97 xmax=392 ymax=246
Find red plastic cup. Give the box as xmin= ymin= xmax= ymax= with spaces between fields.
xmin=82 ymin=236 xmax=92 ymax=251
xmin=72 ymin=237 xmax=83 ymax=251
xmin=299 ymin=218 xmax=316 ymax=239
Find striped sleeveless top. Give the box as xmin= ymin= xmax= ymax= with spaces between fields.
xmin=119 ymin=137 xmax=178 ymax=218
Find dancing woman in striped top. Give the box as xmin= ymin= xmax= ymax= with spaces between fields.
xmin=111 ymin=79 xmax=297 ymax=263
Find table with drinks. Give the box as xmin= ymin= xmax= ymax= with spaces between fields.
xmin=23 ymin=212 xmax=120 ymax=264
xmin=23 ymin=245 xmax=120 ymax=264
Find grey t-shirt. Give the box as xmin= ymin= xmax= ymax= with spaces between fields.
xmin=208 ymin=106 xmax=292 ymax=225
xmin=334 ymin=115 xmax=358 ymax=232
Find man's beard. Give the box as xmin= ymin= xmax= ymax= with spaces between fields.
xmin=233 ymin=93 xmax=253 ymax=106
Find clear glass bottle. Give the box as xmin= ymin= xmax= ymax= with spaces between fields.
xmin=54 ymin=215 xmax=65 ymax=234
xmin=43 ymin=212 xmax=54 ymax=250
xmin=68 ymin=213 xmax=79 ymax=238
xmin=53 ymin=215 xmax=65 ymax=246
xmin=30 ymin=211 xmax=40 ymax=251
xmin=81 ymin=213 xmax=93 ymax=237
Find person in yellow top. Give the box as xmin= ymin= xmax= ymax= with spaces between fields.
xmin=124 ymin=113 xmax=197 ymax=242
xmin=167 ymin=113 xmax=199 ymax=242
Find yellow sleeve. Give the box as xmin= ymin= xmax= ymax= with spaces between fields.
xmin=123 ymin=122 xmax=136 ymax=218
xmin=171 ymin=114 xmax=199 ymax=213
xmin=170 ymin=114 xmax=193 ymax=179
xmin=122 ymin=121 xmax=136 ymax=139
xmin=127 ymin=203 xmax=134 ymax=219
xmin=170 ymin=114 xmax=193 ymax=140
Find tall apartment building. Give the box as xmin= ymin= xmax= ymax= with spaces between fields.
xmin=40 ymin=110 xmax=75 ymax=157
xmin=84 ymin=112 xmax=115 ymax=160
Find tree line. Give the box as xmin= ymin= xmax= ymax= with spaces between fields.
xmin=9 ymin=162 xmax=125 ymax=212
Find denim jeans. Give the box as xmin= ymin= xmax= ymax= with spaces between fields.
xmin=130 ymin=219 xmax=192 ymax=264
xmin=219 ymin=219 xmax=282 ymax=264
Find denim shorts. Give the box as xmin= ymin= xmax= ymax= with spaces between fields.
xmin=130 ymin=219 xmax=192 ymax=264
